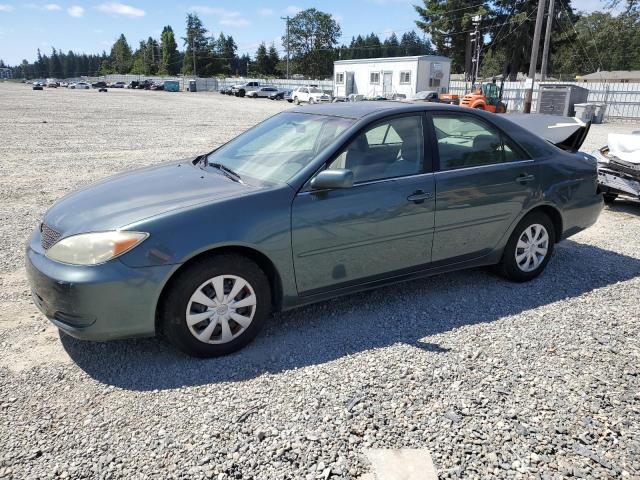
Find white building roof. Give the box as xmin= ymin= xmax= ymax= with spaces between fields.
xmin=580 ymin=70 xmax=640 ymax=80
xmin=334 ymin=55 xmax=451 ymax=65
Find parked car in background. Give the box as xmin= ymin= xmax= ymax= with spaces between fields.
xmin=69 ymin=82 xmax=90 ymax=89
xmin=110 ymin=81 xmax=126 ymax=88
xmin=150 ymin=82 xmax=165 ymax=91
xmin=246 ymin=86 xmax=279 ymax=98
xmin=27 ymin=102 xmax=602 ymax=358
xmin=92 ymin=81 xmax=107 ymax=89
xmin=59 ymin=81 xmax=68 ymax=88
xmin=32 ymin=82 xmax=44 ymax=91
xmin=139 ymin=80 xmax=154 ymax=90
xmin=45 ymin=80 xmax=59 ymax=88
xmin=269 ymin=88 xmax=291 ymax=100
xmin=232 ymin=81 xmax=261 ymax=97
xmin=292 ymin=86 xmax=331 ymax=105
xmin=127 ymin=81 xmax=140 ymax=89
xmin=284 ymin=90 xmax=294 ymax=102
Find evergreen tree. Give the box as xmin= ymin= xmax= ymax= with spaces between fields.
xmin=160 ymin=26 xmax=180 ymax=75
xmin=364 ymin=33 xmax=382 ymax=58
xmin=109 ymin=34 xmax=133 ymax=73
xmin=49 ymin=48 xmax=63 ymax=77
xmin=267 ymin=43 xmax=280 ymax=75
xmin=255 ymin=43 xmax=269 ymax=75
xmin=383 ymin=33 xmax=401 ymax=57
xmin=182 ymin=13 xmax=208 ymax=75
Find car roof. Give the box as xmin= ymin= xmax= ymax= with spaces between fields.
xmin=291 ymin=101 xmax=462 ymax=119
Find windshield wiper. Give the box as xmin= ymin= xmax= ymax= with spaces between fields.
xmin=207 ymin=161 xmax=243 ymax=183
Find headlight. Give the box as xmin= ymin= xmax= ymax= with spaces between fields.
xmin=45 ymin=231 xmax=148 ymax=265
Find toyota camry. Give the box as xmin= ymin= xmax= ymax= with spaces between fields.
xmin=27 ymin=102 xmax=603 ymax=357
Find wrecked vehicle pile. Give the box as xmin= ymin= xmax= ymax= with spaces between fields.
xmin=593 ymin=132 xmax=640 ymax=203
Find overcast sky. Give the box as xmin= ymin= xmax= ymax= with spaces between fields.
xmin=0 ymin=0 xmax=611 ymax=65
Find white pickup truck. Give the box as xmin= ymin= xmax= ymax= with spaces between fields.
xmin=231 ymin=81 xmax=261 ymax=97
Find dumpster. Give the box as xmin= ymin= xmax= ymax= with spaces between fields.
xmin=188 ymin=80 xmax=197 ymax=92
xmin=574 ymin=103 xmax=596 ymax=123
xmin=164 ymin=80 xmax=180 ymax=92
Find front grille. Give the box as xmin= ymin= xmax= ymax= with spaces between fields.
xmin=40 ymin=223 xmax=62 ymax=250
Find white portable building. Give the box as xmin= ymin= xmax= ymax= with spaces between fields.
xmin=333 ymin=55 xmax=452 ymax=99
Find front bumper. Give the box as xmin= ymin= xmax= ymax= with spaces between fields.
xmin=26 ymin=230 xmax=175 ymax=341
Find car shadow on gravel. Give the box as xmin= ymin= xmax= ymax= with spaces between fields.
xmin=60 ymin=239 xmax=640 ymax=391
xmin=606 ymin=197 xmax=640 ymax=215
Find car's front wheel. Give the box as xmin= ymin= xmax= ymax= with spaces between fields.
xmin=498 ymin=212 xmax=555 ymax=282
xmin=309 ymin=97 xmax=315 ymax=104
xmin=603 ymin=193 xmax=618 ymax=204
xmin=294 ymin=97 xmax=300 ymax=105
xmin=160 ymin=254 xmax=271 ymax=357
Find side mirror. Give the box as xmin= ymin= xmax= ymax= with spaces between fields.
xmin=310 ymin=169 xmax=354 ymax=190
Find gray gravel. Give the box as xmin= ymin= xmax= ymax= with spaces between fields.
xmin=1 ymin=82 xmax=639 ymax=479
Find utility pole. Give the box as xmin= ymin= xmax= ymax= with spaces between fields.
xmin=523 ymin=0 xmax=547 ymax=113
xmin=540 ymin=0 xmax=555 ymax=80
xmin=190 ymin=35 xmax=197 ymax=77
xmin=469 ymin=15 xmax=482 ymax=88
xmin=280 ymin=16 xmax=290 ymax=79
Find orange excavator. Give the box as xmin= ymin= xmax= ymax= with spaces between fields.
xmin=460 ymin=79 xmax=507 ymax=113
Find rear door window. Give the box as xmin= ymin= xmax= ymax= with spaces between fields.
xmin=432 ymin=114 xmax=528 ymax=170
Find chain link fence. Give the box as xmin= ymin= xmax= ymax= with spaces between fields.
xmin=81 ymin=74 xmax=333 ymax=94
xmin=72 ymin=74 xmax=640 ymax=122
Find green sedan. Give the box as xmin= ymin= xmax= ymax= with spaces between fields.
xmin=26 ymin=102 xmax=603 ymax=357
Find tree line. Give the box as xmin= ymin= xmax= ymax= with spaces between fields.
xmin=415 ymin=0 xmax=640 ymax=78
xmin=5 ymin=3 xmax=640 ymax=80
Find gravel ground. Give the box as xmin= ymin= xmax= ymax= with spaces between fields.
xmin=1 ymin=82 xmax=639 ymax=479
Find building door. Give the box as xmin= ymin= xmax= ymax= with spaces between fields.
xmin=383 ymin=72 xmax=393 ymax=95
xmin=346 ymin=72 xmax=355 ymax=95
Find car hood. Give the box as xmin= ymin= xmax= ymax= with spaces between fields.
xmin=44 ymin=160 xmax=258 ymax=236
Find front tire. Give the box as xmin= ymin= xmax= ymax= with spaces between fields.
xmin=497 ymin=212 xmax=555 ymax=282
xmin=603 ymin=193 xmax=618 ymax=204
xmin=294 ymin=97 xmax=300 ymax=105
xmin=160 ymin=254 xmax=271 ymax=357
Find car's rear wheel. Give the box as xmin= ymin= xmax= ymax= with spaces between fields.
xmin=497 ymin=212 xmax=555 ymax=282
xmin=294 ymin=97 xmax=300 ymax=105
xmin=309 ymin=97 xmax=315 ymax=104
xmin=160 ymin=254 xmax=271 ymax=357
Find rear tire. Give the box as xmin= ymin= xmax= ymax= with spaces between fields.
xmin=603 ymin=193 xmax=618 ymax=204
xmin=160 ymin=254 xmax=271 ymax=357
xmin=294 ymin=97 xmax=300 ymax=105
xmin=497 ymin=212 xmax=555 ymax=282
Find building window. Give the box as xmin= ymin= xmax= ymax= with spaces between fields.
xmin=336 ymin=72 xmax=344 ymax=84
xmin=400 ymin=71 xmax=411 ymax=84
xmin=370 ymin=72 xmax=380 ymax=84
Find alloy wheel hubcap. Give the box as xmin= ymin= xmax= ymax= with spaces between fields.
xmin=515 ymin=223 xmax=549 ymax=272
xmin=186 ymin=275 xmax=256 ymax=344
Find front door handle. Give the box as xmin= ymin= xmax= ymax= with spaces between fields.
xmin=407 ymin=190 xmax=433 ymax=204
xmin=516 ymin=174 xmax=535 ymax=184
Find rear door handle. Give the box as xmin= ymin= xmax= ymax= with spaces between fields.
xmin=516 ymin=174 xmax=535 ymax=184
xmin=407 ymin=190 xmax=433 ymax=204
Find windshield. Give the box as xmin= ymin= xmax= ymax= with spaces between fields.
xmin=309 ymin=87 xmax=323 ymax=93
xmin=205 ymin=112 xmax=354 ymax=184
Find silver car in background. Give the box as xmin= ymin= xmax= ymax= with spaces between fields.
xmin=246 ymin=86 xmax=280 ymax=98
